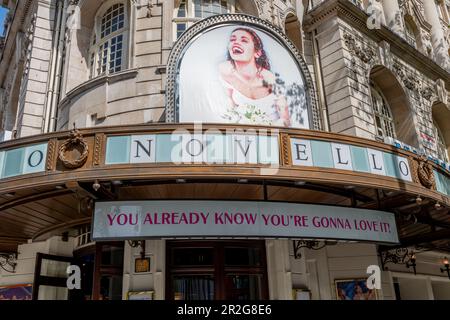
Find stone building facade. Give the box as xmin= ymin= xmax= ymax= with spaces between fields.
xmin=1 ymin=0 xmax=449 ymax=159
xmin=0 ymin=0 xmax=449 ymax=300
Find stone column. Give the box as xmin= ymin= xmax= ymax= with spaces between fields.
xmin=423 ymin=0 xmax=450 ymax=71
xmin=381 ymin=0 xmax=404 ymax=36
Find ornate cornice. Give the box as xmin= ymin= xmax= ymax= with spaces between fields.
xmin=303 ymin=0 xmax=450 ymax=90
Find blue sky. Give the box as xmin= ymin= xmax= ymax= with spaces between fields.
xmin=0 ymin=7 xmax=8 ymax=36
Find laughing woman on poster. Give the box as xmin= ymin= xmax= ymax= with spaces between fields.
xmin=218 ymin=27 xmax=291 ymax=127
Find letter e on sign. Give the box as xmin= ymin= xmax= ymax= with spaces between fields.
xmin=291 ymin=139 xmax=313 ymax=166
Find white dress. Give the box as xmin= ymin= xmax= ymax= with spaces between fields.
xmin=220 ymin=79 xmax=285 ymax=126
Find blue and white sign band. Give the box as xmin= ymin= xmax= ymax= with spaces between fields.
xmin=290 ymin=138 xmax=412 ymax=182
xmin=384 ymin=136 xmax=450 ymax=174
xmin=0 ymin=143 xmax=47 ymax=179
xmin=435 ymin=170 xmax=450 ymax=196
xmin=105 ymin=134 xmax=279 ymax=165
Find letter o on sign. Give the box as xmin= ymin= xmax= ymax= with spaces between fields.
xmin=398 ymin=160 xmax=409 ymax=177
xmin=186 ymin=139 xmax=204 ymax=157
xmin=28 ymin=150 xmax=44 ymax=168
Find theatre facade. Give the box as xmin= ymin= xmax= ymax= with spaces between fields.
xmin=0 ymin=0 xmax=449 ymax=300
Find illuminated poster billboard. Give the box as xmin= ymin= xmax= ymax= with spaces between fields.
xmin=174 ymin=17 xmax=311 ymax=128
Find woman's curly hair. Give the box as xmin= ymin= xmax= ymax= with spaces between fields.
xmin=227 ymin=27 xmax=271 ymax=72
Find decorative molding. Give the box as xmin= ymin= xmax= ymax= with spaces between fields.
xmin=254 ymin=0 xmax=267 ymax=19
xmin=292 ymin=240 xmax=336 ymax=259
xmin=343 ymin=33 xmax=376 ymax=64
xmin=378 ymin=40 xmax=393 ymax=69
xmin=420 ymin=86 xmax=435 ymax=101
xmin=46 ymin=138 xmax=58 ymax=171
xmin=93 ymin=133 xmax=103 ymax=166
xmin=411 ymin=155 xmax=436 ymax=189
xmin=392 ymin=62 xmax=420 ymax=92
xmin=281 ymin=133 xmax=290 ymax=166
xmin=379 ymin=246 xmax=427 ymax=272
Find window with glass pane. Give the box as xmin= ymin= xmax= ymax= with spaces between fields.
xmin=101 ymin=4 xmax=125 ymax=38
xmin=371 ymin=84 xmax=396 ymax=139
xmin=100 ymin=275 xmax=123 ymax=300
xmin=100 ymin=245 xmax=124 ymax=266
xmin=172 ymin=248 xmax=214 ymax=266
xmin=173 ymin=275 xmax=215 ymax=300
xmin=38 ymin=286 xmax=69 ymax=300
xmin=194 ymin=0 xmax=228 ymax=18
xmin=40 ymin=259 xmax=71 ymax=278
xmin=174 ymin=0 xmax=231 ymax=40
xmin=90 ymin=3 xmax=126 ymax=78
xmin=225 ymin=274 xmax=263 ymax=300
xmin=225 ymin=247 xmax=262 ymax=266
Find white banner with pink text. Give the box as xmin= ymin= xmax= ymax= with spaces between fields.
xmin=92 ymin=201 xmax=399 ymax=244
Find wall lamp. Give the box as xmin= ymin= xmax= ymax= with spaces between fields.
xmin=405 ymin=253 xmax=417 ymax=275
xmin=0 ymin=253 xmax=17 ymax=273
xmin=441 ymin=257 xmax=450 ymax=279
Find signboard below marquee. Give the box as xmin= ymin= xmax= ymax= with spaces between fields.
xmin=92 ymin=200 xmax=399 ymax=244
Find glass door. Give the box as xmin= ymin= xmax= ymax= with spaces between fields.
xmin=32 ymin=253 xmax=73 ymax=300
xmin=168 ymin=245 xmax=215 ymax=300
xmin=92 ymin=242 xmax=124 ymax=300
xmin=223 ymin=244 xmax=268 ymax=300
xmin=166 ymin=241 xmax=268 ymax=300
xmin=70 ymin=245 xmax=95 ymax=301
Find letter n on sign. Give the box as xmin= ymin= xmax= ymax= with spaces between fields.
xmin=130 ymin=135 xmax=156 ymax=163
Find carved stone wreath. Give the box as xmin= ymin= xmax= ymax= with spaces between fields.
xmin=416 ymin=156 xmax=435 ymax=189
xmin=165 ymin=13 xmax=320 ymax=130
xmin=58 ymin=128 xmax=89 ymax=169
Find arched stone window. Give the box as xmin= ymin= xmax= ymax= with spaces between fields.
xmin=369 ymin=66 xmax=419 ymax=147
xmin=173 ymin=0 xmax=258 ymax=40
xmin=432 ymin=102 xmax=450 ymax=162
xmin=89 ymin=2 xmax=128 ymax=78
xmin=285 ymin=13 xmax=302 ymax=53
xmin=404 ymin=19 xmax=417 ymax=48
xmin=370 ymin=82 xmax=396 ymax=139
